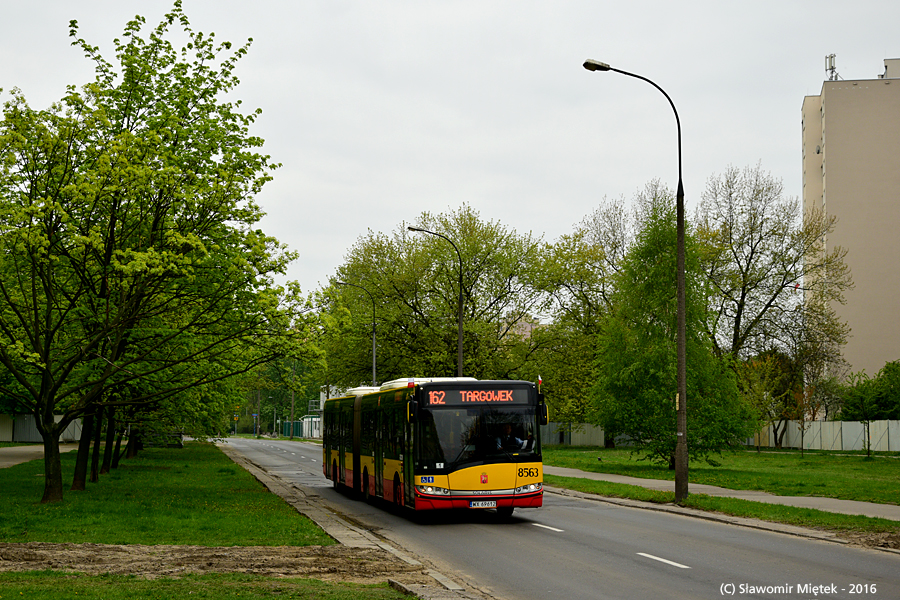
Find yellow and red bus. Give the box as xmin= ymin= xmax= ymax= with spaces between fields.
xmin=323 ymin=377 xmax=548 ymax=517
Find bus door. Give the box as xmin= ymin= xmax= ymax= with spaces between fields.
xmin=374 ymin=398 xmax=384 ymax=498
xmin=337 ymin=403 xmax=348 ymax=485
xmin=403 ymin=405 xmax=415 ymax=506
xmin=352 ymin=396 xmax=362 ymax=494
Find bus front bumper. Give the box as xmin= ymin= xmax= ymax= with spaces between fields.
xmin=413 ymin=489 xmax=543 ymax=511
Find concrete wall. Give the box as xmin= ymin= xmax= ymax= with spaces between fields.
xmin=0 ymin=414 xmax=82 ymax=443
xmin=0 ymin=414 xmax=12 ymax=442
xmin=540 ymin=422 xmax=605 ymax=447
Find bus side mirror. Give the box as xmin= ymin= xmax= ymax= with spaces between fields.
xmin=407 ymin=400 xmax=418 ymax=423
xmin=539 ymin=403 xmax=549 ymax=426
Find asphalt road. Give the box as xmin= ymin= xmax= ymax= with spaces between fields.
xmin=226 ymin=438 xmax=900 ymax=600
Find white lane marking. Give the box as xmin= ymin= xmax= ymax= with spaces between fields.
xmin=636 ymin=553 xmax=691 ymax=569
xmin=532 ymin=523 xmax=564 ymax=533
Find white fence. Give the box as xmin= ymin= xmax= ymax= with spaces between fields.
xmin=541 ymin=419 xmax=900 ymax=452
xmin=753 ymin=420 xmax=900 ymax=452
xmin=540 ymin=422 xmax=605 ymax=447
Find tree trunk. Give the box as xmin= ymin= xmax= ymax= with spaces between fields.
xmin=100 ymin=406 xmax=116 ymax=475
xmin=112 ymin=425 xmax=125 ymax=469
xmin=126 ymin=426 xmax=140 ymax=459
xmin=71 ymin=409 xmax=95 ymax=491
xmin=772 ymin=418 xmax=788 ymax=449
xmin=90 ymin=408 xmax=103 ymax=483
xmin=40 ymin=426 xmax=64 ymax=504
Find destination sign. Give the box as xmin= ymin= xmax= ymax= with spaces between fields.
xmin=425 ymin=388 xmax=530 ymax=406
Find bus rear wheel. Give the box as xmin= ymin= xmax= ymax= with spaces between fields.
xmin=332 ymin=461 xmax=339 ymax=489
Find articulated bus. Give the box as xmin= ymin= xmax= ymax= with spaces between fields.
xmin=323 ymin=377 xmax=548 ymax=516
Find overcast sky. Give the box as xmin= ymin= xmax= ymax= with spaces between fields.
xmin=3 ymin=1 xmax=898 ymax=295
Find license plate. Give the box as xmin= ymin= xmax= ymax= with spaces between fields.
xmin=469 ymin=500 xmax=497 ymax=508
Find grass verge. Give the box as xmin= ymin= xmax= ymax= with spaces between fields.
xmin=0 ymin=572 xmax=407 ymax=599
xmin=0 ymin=442 xmax=332 ymax=546
xmin=0 ymin=443 xmax=412 ymax=599
xmin=543 ymin=446 xmax=900 ymax=505
xmin=544 ymin=474 xmax=900 ymax=534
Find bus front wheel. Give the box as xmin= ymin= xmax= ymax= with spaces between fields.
xmin=393 ymin=475 xmax=403 ymax=508
xmin=496 ymin=506 xmax=514 ymax=519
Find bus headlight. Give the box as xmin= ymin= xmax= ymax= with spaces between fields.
xmin=515 ymin=483 xmax=542 ymax=494
xmin=416 ymin=485 xmax=450 ymax=495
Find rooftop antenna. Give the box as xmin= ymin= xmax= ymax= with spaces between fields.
xmin=825 ymin=54 xmax=841 ymax=81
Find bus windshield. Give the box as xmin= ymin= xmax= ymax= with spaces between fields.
xmin=416 ymin=406 xmax=540 ymax=470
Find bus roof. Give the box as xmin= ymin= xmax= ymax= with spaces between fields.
xmin=379 ymin=377 xmax=478 ymax=391
xmin=345 ymin=386 xmax=380 ymax=396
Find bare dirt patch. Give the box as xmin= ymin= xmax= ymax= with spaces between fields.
xmin=839 ymin=531 xmax=900 ymax=551
xmin=0 ymin=542 xmax=435 ymax=584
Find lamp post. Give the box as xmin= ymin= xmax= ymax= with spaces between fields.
xmin=583 ymin=59 xmax=688 ymax=502
xmin=407 ymin=226 xmax=464 ymax=377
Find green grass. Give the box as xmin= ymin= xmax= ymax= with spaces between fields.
xmin=543 ymin=446 xmax=900 ymax=505
xmin=0 ymin=442 xmax=333 ymax=546
xmin=0 ymin=572 xmax=409 ymax=599
xmin=543 ymin=446 xmax=900 ymax=535
xmin=0 ymin=443 xmax=405 ymax=598
xmin=544 ymin=474 xmax=900 ymax=534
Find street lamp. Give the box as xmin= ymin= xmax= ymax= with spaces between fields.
xmin=407 ymin=226 xmax=464 ymax=377
xmin=335 ymin=281 xmax=378 ymax=386
xmin=583 ymin=58 xmax=688 ymax=502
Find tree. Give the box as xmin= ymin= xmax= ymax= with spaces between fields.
xmin=696 ymin=164 xmax=851 ymax=363
xmin=841 ymin=371 xmax=878 ymax=457
xmin=0 ymin=3 xmax=302 ymax=502
xmin=738 ymin=349 xmax=802 ymax=449
xmin=735 ymin=354 xmax=782 ymax=451
xmin=592 ymin=182 xmax=755 ymax=467
xmin=840 ymin=361 xmax=900 ymax=457
xmin=790 ymin=385 xmax=823 ymax=456
xmin=533 ymin=196 xmax=637 ymax=426
xmin=325 ymin=204 xmax=547 ymax=386
xmin=872 ymin=361 xmax=900 ymax=420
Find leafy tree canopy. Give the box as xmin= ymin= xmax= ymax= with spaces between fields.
xmin=592 ymin=182 xmax=755 ymax=466
xmin=0 ymin=2 xmax=303 ymax=502
xmin=324 ymin=204 xmax=546 ymax=387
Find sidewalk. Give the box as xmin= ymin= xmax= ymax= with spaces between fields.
xmin=544 ymin=465 xmax=900 ymax=521
xmin=0 ymin=444 xmax=78 ymax=468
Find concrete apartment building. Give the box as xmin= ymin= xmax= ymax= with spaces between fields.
xmin=801 ymin=57 xmax=900 ymax=376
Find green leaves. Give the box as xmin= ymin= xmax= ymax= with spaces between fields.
xmin=0 ymin=4 xmax=302 ymax=502
xmin=591 ymin=183 xmax=755 ymax=466
xmin=323 ymin=204 xmax=546 ymax=386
